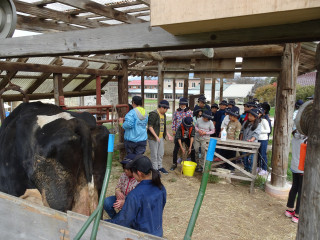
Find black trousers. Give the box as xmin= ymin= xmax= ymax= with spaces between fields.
xmin=173 ymin=138 xmax=195 ymax=165
xmin=287 ymin=172 xmax=304 ymax=214
xmin=221 ymin=149 xmax=236 ymax=170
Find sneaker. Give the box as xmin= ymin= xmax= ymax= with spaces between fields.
xmin=214 ymin=157 xmax=222 ymax=162
xmin=170 ymin=164 xmax=177 ymax=171
xmin=159 ymin=168 xmax=169 ymax=175
xmin=285 ymin=210 xmax=295 ymax=218
xmin=258 ymin=170 xmax=268 ymax=176
xmin=186 ymin=157 xmax=191 ymax=161
xmin=256 ymin=167 xmax=260 ymax=173
xmin=177 ymin=158 xmax=182 ymax=164
xmin=292 ymin=215 xmax=299 ymax=223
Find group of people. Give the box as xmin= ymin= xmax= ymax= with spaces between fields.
xmin=103 ymin=95 xmax=307 ymax=236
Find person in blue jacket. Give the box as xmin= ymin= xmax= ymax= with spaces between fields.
xmin=106 ymin=155 xmax=166 ymax=237
xmin=119 ymin=96 xmax=148 ymax=154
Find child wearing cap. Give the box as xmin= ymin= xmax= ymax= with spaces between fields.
xmin=213 ymin=100 xmax=228 ymax=137
xmin=147 ymin=100 xmax=173 ymax=174
xmin=240 ymin=108 xmax=261 ymax=172
xmin=193 ymin=95 xmax=211 ymax=119
xmin=103 ymin=154 xmax=139 ymax=218
xmin=220 ymin=107 xmax=242 ymax=170
xmin=107 ymin=155 xmax=166 ymax=237
xmin=194 ymin=110 xmax=215 ymax=172
xmin=172 ymin=98 xmax=193 ymax=136
xmin=171 ymin=116 xmax=196 ymax=171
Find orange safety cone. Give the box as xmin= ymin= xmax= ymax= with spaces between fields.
xmin=298 ymin=143 xmax=307 ymax=171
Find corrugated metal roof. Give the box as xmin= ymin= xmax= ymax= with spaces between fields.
xmin=223 ymin=84 xmax=255 ymax=98
xmin=34 ymin=79 xmax=54 ymax=93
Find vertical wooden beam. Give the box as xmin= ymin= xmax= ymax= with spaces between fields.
xmin=173 ymin=78 xmax=176 ymax=112
xmin=157 ymin=61 xmax=164 ymax=105
xmin=53 ymin=73 xmax=63 ymax=106
xmin=219 ymin=78 xmax=224 ymax=101
xmin=118 ymin=60 xmax=128 ymax=159
xmin=271 ymin=43 xmax=301 ymax=187
xmin=141 ymin=71 xmax=145 ymax=107
xmin=96 ymin=76 xmax=101 ymax=106
xmin=200 ymin=77 xmax=205 ymax=95
xmin=183 ymin=78 xmax=188 ymax=99
xmin=211 ymin=78 xmax=216 ymax=104
xmin=297 ymin=44 xmax=320 ymax=239
xmin=0 ymin=99 xmax=5 ymax=123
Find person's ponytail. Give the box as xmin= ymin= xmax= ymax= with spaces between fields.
xmin=151 ymin=169 xmax=163 ymax=189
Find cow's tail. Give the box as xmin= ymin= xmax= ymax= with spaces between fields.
xmin=76 ymin=120 xmax=93 ymax=185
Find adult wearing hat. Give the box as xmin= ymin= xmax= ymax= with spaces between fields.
xmin=172 ymin=97 xmax=193 ymax=136
xmin=213 ymin=100 xmax=228 ymax=137
xmin=171 ymin=116 xmax=196 ymax=171
xmin=193 ymin=95 xmax=211 ymax=119
xmin=119 ymin=96 xmax=148 ymax=155
xmin=103 ymin=154 xmax=139 ymax=218
xmin=107 ymin=155 xmax=166 ymax=237
xmin=147 ymin=100 xmax=173 ymax=174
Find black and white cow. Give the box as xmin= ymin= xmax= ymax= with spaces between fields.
xmin=0 ymin=102 xmax=109 ymax=215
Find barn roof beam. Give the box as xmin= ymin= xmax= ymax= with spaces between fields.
xmin=1 ymin=20 xmax=319 ymax=59
xmin=55 ymin=0 xmax=144 ymax=24
xmin=0 ymin=61 xmax=124 ymax=76
xmin=17 ymin=15 xmax=82 ymax=33
xmin=26 ymin=57 xmax=63 ymax=94
xmin=2 ymin=90 xmax=103 ymax=102
xmin=62 ymin=60 xmax=89 ymax=88
xmin=0 ymin=58 xmax=29 ymax=90
xmin=13 ymin=0 xmax=108 ymax=28
xmin=73 ymin=63 xmax=109 ymax=91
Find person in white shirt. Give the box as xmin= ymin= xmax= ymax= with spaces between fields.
xmin=257 ymin=107 xmax=271 ymax=175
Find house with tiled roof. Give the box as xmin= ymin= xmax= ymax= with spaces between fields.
xmin=297 ymin=72 xmax=316 ymax=86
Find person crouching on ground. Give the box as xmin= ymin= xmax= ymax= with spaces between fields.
xmin=147 ymin=100 xmax=173 ymax=174
xmin=106 ymin=155 xmax=166 ymax=237
xmin=194 ymin=110 xmax=215 ymax=172
xmin=119 ymin=96 xmax=148 ymax=154
xmin=103 ymin=154 xmax=139 ymax=218
xmin=240 ymin=108 xmax=261 ymax=172
xmin=171 ymin=116 xmax=196 ymax=171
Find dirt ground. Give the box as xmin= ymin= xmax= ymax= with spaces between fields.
xmin=21 ymin=138 xmax=297 ymax=240
xmin=104 ymin=139 xmax=297 ymax=240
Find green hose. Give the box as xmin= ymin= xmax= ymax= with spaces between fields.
xmin=74 ymin=134 xmax=115 ymax=240
xmin=184 ymin=138 xmax=217 ymax=240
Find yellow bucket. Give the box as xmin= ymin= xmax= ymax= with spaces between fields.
xmin=182 ymin=161 xmax=197 ymax=177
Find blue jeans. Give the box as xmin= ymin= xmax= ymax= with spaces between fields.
xmin=103 ymin=195 xmax=117 ymax=218
xmin=242 ymin=154 xmax=254 ymax=172
xmin=124 ymin=140 xmax=147 ymax=155
xmin=258 ymin=140 xmax=268 ymax=171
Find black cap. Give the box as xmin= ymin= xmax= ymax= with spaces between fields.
xmin=202 ymin=110 xmax=212 ymax=119
xmin=229 ymin=106 xmax=240 ymax=118
xmin=295 ymin=100 xmax=304 ymax=109
xmin=249 ymin=108 xmax=260 ymax=118
xmin=179 ymin=98 xmax=188 ymax=105
xmin=198 ymin=96 xmax=206 ymax=103
xmin=228 ymin=100 xmax=235 ymax=106
xmin=182 ymin=116 xmax=193 ymax=128
xmin=159 ymin=100 xmax=170 ymax=109
xmin=120 ymin=153 xmax=137 ymax=167
xmin=126 ymin=155 xmax=153 ymax=175
xmin=257 ymin=107 xmax=265 ymax=115
xmin=219 ymin=100 xmax=228 ymax=106
xmin=211 ymin=103 xmax=219 ymax=109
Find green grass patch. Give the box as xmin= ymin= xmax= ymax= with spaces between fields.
xmin=208 ymin=174 xmax=220 ymax=184
xmin=255 ymin=176 xmax=267 ymax=190
xmin=168 ymin=178 xmax=177 ymax=183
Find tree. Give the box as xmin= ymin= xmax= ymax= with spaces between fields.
xmin=296 ymin=85 xmax=315 ymax=101
xmin=254 ymin=84 xmax=277 ymax=106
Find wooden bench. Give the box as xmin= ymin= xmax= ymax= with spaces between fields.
xmin=204 ymin=137 xmax=261 ymax=193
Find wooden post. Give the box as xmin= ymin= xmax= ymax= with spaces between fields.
xmin=157 ymin=61 xmax=164 ymax=105
xmin=271 ymin=43 xmax=301 ymax=187
xmin=118 ymin=60 xmax=128 ymax=160
xmin=211 ymin=78 xmax=216 ymax=104
xmin=141 ymin=71 xmax=145 ymax=107
xmin=96 ymin=76 xmax=101 ymax=105
xmin=296 ymin=43 xmax=320 ymax=240
xmin=53 ymin=73 xmax=63 ymax=106
xmin=219 ymin=78 xmax=223 ymax=101
xmin=173 ymin=78 xmax=176 ymax=113
xmin=183 ymin=78 xmax=188 ymax=99
xmin=200 ymin=77 xmax=205 ymax=95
